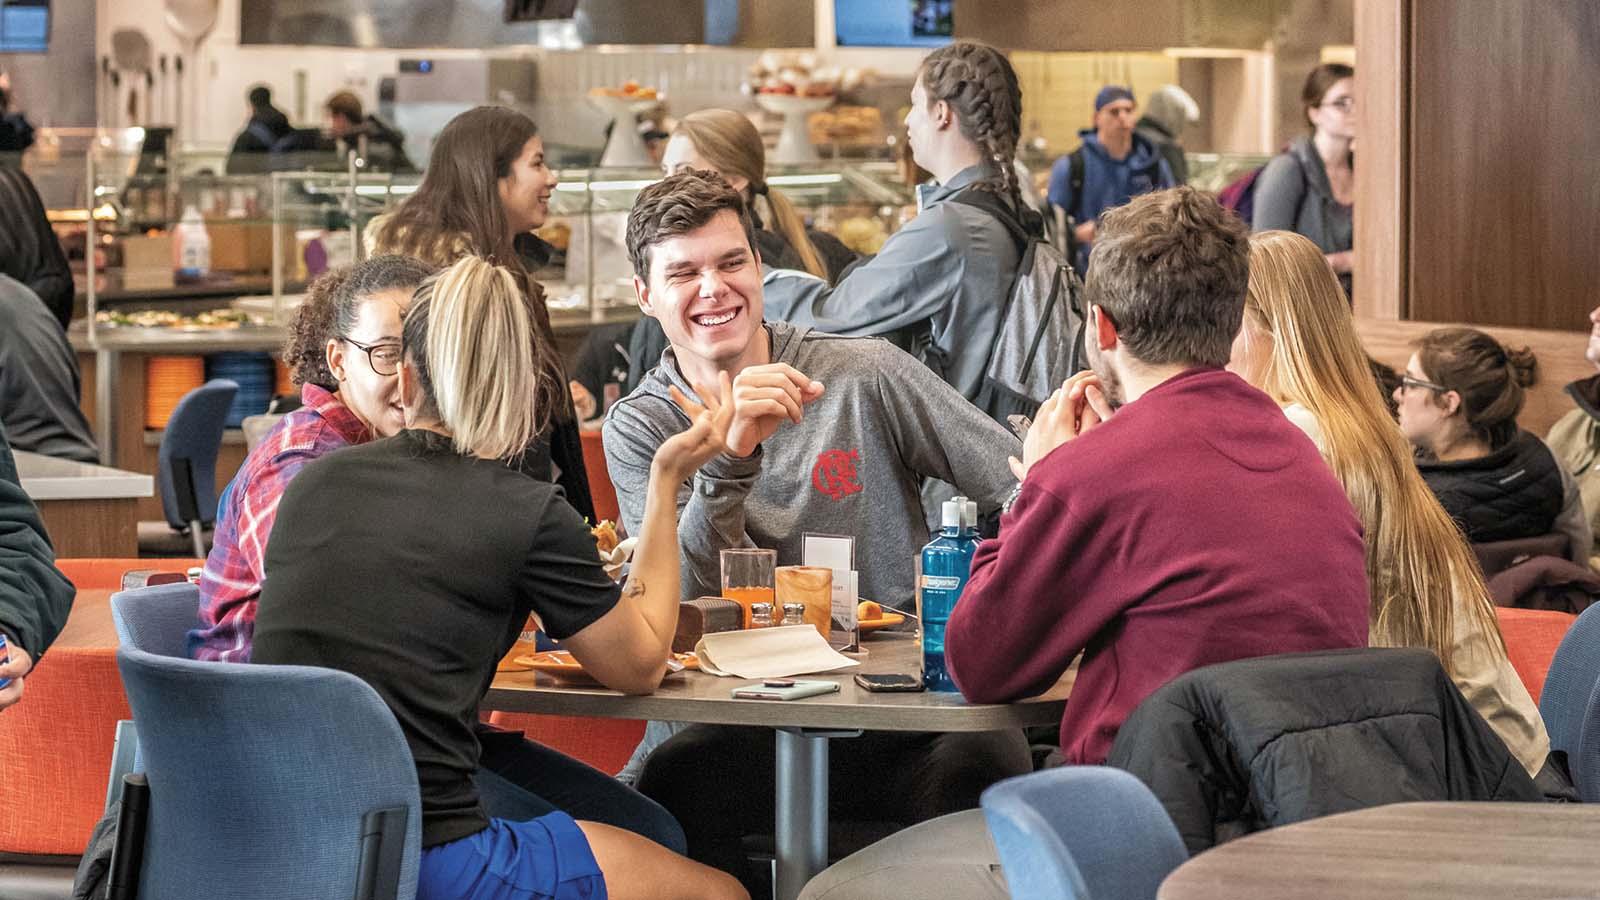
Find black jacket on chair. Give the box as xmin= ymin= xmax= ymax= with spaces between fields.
xmin=1105 ymin=648 xmax=1544 ymax=856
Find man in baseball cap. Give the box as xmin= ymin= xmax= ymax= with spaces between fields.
xmin=1047 ymin=84 xmax=1177 ymax=271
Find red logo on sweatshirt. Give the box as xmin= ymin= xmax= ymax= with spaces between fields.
xmin=812 ymin=449 xmax=863 ymax=501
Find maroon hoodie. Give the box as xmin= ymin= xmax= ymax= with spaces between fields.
xmin=946 ymin=367 xmax=1371 ymax=763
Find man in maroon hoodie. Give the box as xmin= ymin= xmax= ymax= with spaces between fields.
xmin=797 ymin=187 xmax=1370 ymax=900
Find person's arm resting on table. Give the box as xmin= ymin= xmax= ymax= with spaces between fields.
xmin=946 ymin=374 xmax=1115 ymax=702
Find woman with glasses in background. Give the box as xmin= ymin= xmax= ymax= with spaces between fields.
xmin=1395 ymin=326 xmax=1590 ymax=564
xmin=1252 ymin=63 xmax=1356 ymax=296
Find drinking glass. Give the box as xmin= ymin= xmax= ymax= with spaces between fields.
xmin=721 ymin=548 xmax=776 ymax=628
xmin=776 ymin=565 xmax=833 ymax=640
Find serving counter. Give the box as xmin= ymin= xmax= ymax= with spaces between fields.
xmin=69 ymin=306 xmax=643 ymax=521
xmin=15 ymin=450 xmax=154 ymax=557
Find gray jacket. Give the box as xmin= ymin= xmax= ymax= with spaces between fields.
xmin=602 ymin=320 xmax=1019 ymax=610
xmin=1251 ymin=136 xmax=1353 ymax=257
xmin=760 ymin=165 xmax=1021 ymax=405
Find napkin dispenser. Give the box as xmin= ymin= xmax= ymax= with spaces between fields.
xmin=674 ymin=597 xmax=743 ymax=653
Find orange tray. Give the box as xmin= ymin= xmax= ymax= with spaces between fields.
xmin=515 ymin=650 xmax=700 ymax=683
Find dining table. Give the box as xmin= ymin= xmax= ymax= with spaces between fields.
xmin=1157 ymin=801 xmax=1600 ymax=900
xmin=485 ymin=630 xmax=1071 ymax=900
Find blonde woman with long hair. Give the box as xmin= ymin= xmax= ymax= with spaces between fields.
xmin=1228 ymin=230 xmax=1552 ymax=778
xmin=254 ymin=256 xmax=748 ymax=900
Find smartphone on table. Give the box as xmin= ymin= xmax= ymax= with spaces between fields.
xmin=731 ymin=678 xmax=840 ymax=701
xmin=854 ymin=673 xmax=924 ymax=693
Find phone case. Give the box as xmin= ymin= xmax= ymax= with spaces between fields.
xmin=854 ymin=674 xmax=924 ymax=693
xmin=731 ymin=679 xmax=841 ymax=701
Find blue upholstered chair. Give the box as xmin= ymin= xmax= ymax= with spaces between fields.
xmin=110 ymin=581 xmax=202 ymax=660
xmin=110 ymin=585 xmax=421 ymax=899
xmin=1540 ymin=602 xmax=1600 ymax=800
xmin=137 ymin=378 xmax=237 ymax=558
xmin=981 ymin=766 xmax=1187 ymax=900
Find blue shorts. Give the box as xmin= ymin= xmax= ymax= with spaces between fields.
xmin=419 ymin=812 xmax=606 ymax=900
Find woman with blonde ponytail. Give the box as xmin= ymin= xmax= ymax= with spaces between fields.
xmin=1229 ymin=230 xmax=1553 ymax=778
xmin=254 ymin=255 xmax=749 ymax=900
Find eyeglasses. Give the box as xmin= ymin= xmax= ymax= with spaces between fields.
xmin=1321 ymin=97 xmax=1355 ymax=112
xmin=343 ymin=337 xmax=402 ymax=376
xmin=1400 ymin=373 xmax=1449 ymax=394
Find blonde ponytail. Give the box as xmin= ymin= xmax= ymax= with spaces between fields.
xmin=403 ymin=256 xmax=544 ymax=462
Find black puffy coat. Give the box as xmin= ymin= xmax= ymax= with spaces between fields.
xmin=1106 ymin=648 xmax=1544 ymax=856
xmin=1417 ymin=429 xmax=1564 ymax=544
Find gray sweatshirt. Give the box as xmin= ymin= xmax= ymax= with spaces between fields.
xmin=602 ymin=320 xmax=1020 ymax=611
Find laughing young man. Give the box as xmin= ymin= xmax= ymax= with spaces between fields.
xmin=600 ymin=170 xmax=1028 ymax=894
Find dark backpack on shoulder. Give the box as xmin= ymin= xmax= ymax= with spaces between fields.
xmin=1218 ymin=146 xmax=1300 ymax=226
xmin=951 ymin=188 xmax=1088 ymax=423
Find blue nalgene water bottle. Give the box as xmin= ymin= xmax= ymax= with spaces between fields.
xmin=919 ymin=496 xmax=978 ymax=691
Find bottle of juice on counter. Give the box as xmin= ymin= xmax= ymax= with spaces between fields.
xmin=918 ymin=495 xmax=979 ymax=692
xmin=174 ymin=204 xmax=211 ymax=281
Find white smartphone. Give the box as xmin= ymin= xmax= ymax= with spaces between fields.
xmin=731 ymin=679 xmax=840 ymax=701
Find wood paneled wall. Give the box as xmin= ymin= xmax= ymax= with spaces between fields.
xmin=1357 ymin=0 xmax=1600 ymax=330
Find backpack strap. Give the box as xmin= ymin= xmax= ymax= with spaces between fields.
xmin=1067 ymin=147 xmax=1086 ymax=218
xmin=949 ymin=186 xmax=1036 ymax=255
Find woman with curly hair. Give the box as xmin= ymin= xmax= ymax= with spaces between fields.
xmin=191 ymin=254 xmax=433 ymax=664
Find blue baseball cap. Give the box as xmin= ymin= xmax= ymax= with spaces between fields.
xmin=1095 ymin=85 xmax=1136 ymax=112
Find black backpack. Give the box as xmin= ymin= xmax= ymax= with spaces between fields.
xmin=951 ymin=188 xmax=1088 ymax=423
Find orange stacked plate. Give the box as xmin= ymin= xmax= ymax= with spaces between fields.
xmin=144 ymin=356 xmax=206 ymax=429
xmin=274 ymin=359 xmax=294 ymax=398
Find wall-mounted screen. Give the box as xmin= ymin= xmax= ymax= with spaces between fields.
xmin=835 ymin=0 xmax=953 ymax=48
xmin=0 ymin=0 xmax=49 ymax=53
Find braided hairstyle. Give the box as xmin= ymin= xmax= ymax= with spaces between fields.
xmin=917 ymin=41 xmax=1024 ymax=211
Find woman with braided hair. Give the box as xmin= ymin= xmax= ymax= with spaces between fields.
xmin=760 ymin=40 xmax=1033 ymax=408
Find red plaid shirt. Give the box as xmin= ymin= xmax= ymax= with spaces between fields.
xmin=191 ymin=384 xmax=369 ymax=661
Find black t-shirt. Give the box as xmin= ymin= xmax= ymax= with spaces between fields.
xmin=253 ymin=429 xmax=622 ymax=847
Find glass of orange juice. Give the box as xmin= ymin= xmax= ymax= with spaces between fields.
xmin=721 ymin=548 xmax=776 ymax=628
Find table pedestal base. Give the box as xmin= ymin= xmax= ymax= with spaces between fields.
xmin=774 ymin=727 xmax=861 ymax=900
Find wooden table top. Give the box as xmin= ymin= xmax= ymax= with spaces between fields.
xmin=1158 ymin=802 xmax=1600 ymax=900
xmin=59 ymin=589 xmax=1070 ymax=733
xmin=485 ymin=632 xmax=1071 ymax=732
xmin=54 ymin=588 xmax=119 ymax=651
